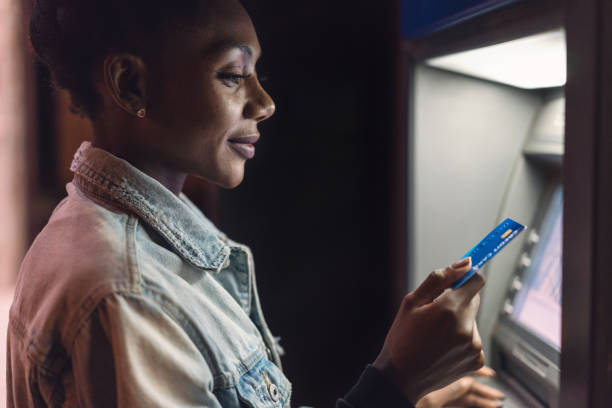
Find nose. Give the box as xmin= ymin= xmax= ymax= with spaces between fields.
xmin=244 ymin=78 xmax=276 ymax=122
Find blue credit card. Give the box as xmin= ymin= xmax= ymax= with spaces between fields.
xmin=452 ymin=217 xmax=526 ymax=289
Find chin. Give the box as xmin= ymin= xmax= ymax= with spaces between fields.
xmin=223 ymin=175 xmax=244 ymax=189
xmin=214 ymin=168 xmax=245 ymax=189
xmin=192 ymin=160 xmax=245 ymax=189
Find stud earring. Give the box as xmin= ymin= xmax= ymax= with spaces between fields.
xmin=136 ymin=108 xmax=146 ymax=118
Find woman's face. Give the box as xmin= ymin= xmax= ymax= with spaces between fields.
xmin=141 ymin=0 xmax=275 ymax=188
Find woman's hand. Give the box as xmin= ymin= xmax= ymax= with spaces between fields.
xmin=373 ymin=257 xmax=486 ymax=403
xmin=415 ymin=366 xmax=506 ymax=408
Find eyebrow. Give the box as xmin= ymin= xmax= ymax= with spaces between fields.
xmin=233 ymin=44 xmax=254 ymax=57
xmin=207 ymin=41 xmax=260 ymax=59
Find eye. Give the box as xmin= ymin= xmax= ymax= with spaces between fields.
xmin=217 ymin=72 xmax=250 ymax=87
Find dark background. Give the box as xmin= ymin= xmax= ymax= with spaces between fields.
xmin=219 ymin=1 xmax=398 ymax=406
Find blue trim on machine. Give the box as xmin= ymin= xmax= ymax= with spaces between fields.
xmin=401 ymin=0 xmax=522 ymax=40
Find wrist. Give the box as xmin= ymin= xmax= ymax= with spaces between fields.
xmin=344 ymin=365 xmax=416 ymax=408
xmin=372 ymin=356 xmax=420 ymax=404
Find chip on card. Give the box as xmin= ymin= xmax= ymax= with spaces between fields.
xmin=452 ymin=217 xmax=526 ymax=289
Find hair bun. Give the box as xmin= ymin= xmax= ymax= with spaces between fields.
xmin=29 ymin=0 xmax=63 ymax=64
xmin=29 ymin=0 xmax=103 ymax=115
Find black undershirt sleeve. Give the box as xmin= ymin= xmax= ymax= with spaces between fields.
xmin=335 ymin=365 xmax=415 ymax=408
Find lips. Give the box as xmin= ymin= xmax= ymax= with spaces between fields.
xmin=228 ymin=134 xmax=259 ymax=160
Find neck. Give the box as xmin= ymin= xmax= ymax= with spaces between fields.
xmin=92 ymin=134 xmax=187 ymax=196
xmin=128 ymin=160 xmax=187 ymax=196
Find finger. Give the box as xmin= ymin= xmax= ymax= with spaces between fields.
xmin=464 ymin=294 xmax=481 ymax=323
xmin=471 ymin=381 xmax=506 ymax=400
xmin=451 ymin=295 xmax=481 ymax=341
xmin=423 ymin=377 xmax=473 ymax=406
xmin=451 ymin=271 xmax=485 ymax=305
xmin=411 ymin=258 xmax=473 ymax=306
xmin=461 ymin=393 xmax=504 ymax=408
xmin=471 ymin=323 xmax=486 ymax=371
xmin=473 ymin=321 xmax=483 ymax=351
xmin=474 ymin=366 xmax=496 ymax=378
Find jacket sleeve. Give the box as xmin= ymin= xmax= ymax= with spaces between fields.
xmin=71 ymin=293 xmax=222 ymax=407
xmin=335 ymin=365 xmax=415 ymax=408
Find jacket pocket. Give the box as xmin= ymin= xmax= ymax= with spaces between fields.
xmin=236 ymin=357 xmax=291 ymax=408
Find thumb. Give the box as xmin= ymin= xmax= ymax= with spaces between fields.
xmin=410 ymin=257 xmax=472 ymax=307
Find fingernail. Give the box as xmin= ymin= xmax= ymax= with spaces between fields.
xmin=452 ymin=257 xmax=470 ymax=268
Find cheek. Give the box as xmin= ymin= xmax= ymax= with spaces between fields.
xmin=146 ymin=69 xmax=248 ymax=179
xmin=170 ymin=82 xmax=245 ymax=141
xmin=148 ymin=66 xmax=210 ymax=127
xmin=150 ymin=82 xmax=242 ymax=149
xmin=203 ymin=94 xmax=244 ymax=132
xmin=181 ymin=94 xmax=246 ymax=176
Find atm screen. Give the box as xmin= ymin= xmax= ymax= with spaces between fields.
xmin=511 ymin=187 xmax=563 ymax=349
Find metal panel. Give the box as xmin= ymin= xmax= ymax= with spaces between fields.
xmin=409 ymin=65 xmax=541 ymax=289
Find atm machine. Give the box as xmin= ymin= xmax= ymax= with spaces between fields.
xmin=400 ymin=2 xmax=567 ymax=407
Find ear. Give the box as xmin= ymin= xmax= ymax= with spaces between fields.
xmin=103 ymin=53 xmax=147 ymax=117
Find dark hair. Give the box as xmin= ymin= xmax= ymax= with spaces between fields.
xmin=29 ymin=0 xmax=211 ymax=118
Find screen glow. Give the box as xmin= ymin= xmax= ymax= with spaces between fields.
xmin=512 ymin=188 xmax=563 ymax=349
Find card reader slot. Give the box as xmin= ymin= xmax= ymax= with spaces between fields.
xmin=512 ymin=343 xmax=549 ymax=378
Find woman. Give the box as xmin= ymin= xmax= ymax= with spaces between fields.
xmin=7 ymin=0 xmax=503 ymax=406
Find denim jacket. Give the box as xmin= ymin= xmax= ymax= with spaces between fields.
xmin=7 ymin=142 xmax=291 ymax=407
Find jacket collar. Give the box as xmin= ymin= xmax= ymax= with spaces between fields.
xmin=70 ymin=141 xmax=230 ymax=272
